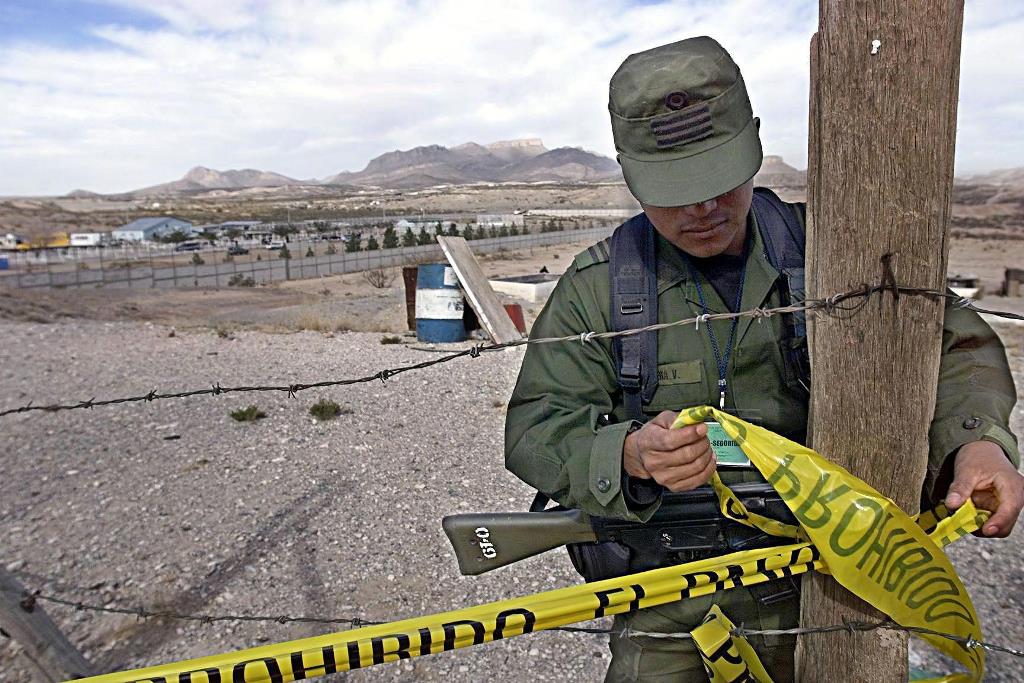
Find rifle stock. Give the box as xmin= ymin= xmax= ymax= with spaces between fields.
xmin=443 ymin=483 xmax=795 ymax=577
xmin=442 ymin=510 xmax=598 ymax=575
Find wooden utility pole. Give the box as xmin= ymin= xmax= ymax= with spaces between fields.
xmin=0 ymin=567 xmax=94 ymax=681
xmin=798 ymin=2 xmax=964 ymax=681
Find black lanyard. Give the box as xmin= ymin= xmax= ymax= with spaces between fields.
xmin=684 ymin=254 xmax=747 ymax=410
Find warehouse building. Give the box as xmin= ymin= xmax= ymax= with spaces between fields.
xmin=112 ymin=217 xmax=193 ymax=242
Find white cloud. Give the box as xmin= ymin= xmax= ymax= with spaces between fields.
xmin=0 ymin=0 xmax=1020 ymax=195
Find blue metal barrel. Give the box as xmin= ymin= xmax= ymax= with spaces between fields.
xmin=0 ymin=256 xmax=8 ymax=270
xmin=415 ymin=263 xmax=466 ymax=342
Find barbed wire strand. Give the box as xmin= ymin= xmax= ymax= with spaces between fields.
xmin=7 ymin=588 xmax=379 ymax=628
xmin=2 ymin=282 xmax=1021 ymax=419
xmin=4 ymin=585 xmax=1020 ymax=659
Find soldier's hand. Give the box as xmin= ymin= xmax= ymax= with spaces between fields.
xmin=945 ymin=440 xmax=1024 ymax=538
xmin=623 ymin=411 xmax=716 ymax=492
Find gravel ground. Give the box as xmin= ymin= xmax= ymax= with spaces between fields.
xmin=1 ymin=316 xmax=1022 ymax=682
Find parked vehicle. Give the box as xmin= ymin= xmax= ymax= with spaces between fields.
xmin=69 ymin=232 xmax=109 ymax=248
xmin=227 ymin=245 xmax=249 ymax=256
xmin=174 ymin=240 xmax=203 ymax=252
xmin=265 ymin=239 xmax=286 ymax=250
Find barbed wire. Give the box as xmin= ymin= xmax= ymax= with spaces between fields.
xmin=2 ymin=281 xmax=1021 ymax=419
xmin=6 ymin=587 xmax=380 ymax=629
xmin=5 ymin=584 xmax=1021 ymax=659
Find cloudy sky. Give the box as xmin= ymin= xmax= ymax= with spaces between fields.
xmin=1 ymin=0 xmax=1021 ymax=196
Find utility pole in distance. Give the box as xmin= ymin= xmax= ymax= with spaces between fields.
xmin=798 ymin=2 xmax=965 ymax=681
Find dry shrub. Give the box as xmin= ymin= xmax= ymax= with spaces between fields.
xmin=295 ymin=309 xmax=335 ymax=332
xmin=294 ymin=309 xmax=366 ymax=333
xmin=228 ymin=273 xmax=255 ymax=287
xmin=309 ymin=398 xmax=342 ymax=421
xmin=230 ymin=405 xmax=266 ymax=422
xmin=363 ymin=266 xmax=396 ymax=288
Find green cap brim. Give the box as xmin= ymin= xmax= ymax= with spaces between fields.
xmin=618 ymin=117 xmax=762 ymax=207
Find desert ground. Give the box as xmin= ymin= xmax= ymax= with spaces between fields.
xmin=2 ymin=228 xmax=1024 ymax=682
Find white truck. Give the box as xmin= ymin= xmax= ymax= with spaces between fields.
xmin=70 ymin=232 xmax=109 ymax=247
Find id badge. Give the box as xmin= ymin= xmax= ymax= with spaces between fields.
xmin=706 ymin=421 xmax=751 ymax=468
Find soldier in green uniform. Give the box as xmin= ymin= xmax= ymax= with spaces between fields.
xmin=505 ymin=37 xmax=1023 ymax=682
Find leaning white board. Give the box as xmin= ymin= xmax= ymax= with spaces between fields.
xmin=436 ymin=236 xmax=523 ymax=344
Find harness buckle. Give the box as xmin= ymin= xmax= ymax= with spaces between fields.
xmin=620 ymin=302 xmax=644 ymax=315
xmin=619 ymin=364 xmax=641 ymax=390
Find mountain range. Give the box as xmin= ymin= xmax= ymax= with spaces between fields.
xmin=100 ymin=139 xmax=627 ymax=197
xmin=321 ymin=139 xmax=620 ymax=188
xmin=61 ymin=140 xmax=1024 ymax=199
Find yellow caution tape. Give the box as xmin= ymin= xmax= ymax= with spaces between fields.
xmin=709 ymin=470 xmax=806 ymax=541
xmin=74 ymin=543 xmax=818 ymax=682
xmin=691 ymin=498 xmax=984 ymax=683
xmin=674 ymin=406 xmax=988 ymax=683
xmin=692 ymin=604 xmax=773 ymax=683
xmin=77 ymin=410 xmax=988 ymax=683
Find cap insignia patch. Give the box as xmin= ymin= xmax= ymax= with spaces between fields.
xmin=650 ymin=102 xmax=712 ymax=149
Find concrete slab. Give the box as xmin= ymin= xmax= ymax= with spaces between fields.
xmin=488 ymin=273 xmax=560 ymax=303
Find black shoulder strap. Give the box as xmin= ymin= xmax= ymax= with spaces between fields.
xmin=609 ymin=213 xmax=659 ymax=421
xmin=751 ymin=187 xmax=804 ymax=270
xmin=751 ymin=187 xmax=810 ymax=385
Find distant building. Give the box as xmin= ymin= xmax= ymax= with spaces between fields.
xmin=1 ymin=233 xmax=28 ymax=250
xmin=476 ymin=213 xmax=525 ymax=227
xmin=217 ymin=220 xmax=263 ymax=234
xmin=189 ymin=221 xmax=264 ymax=239
xmin=112 ymin=217 xmax=193 ymax=242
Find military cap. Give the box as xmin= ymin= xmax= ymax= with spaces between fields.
xmin=609 ymin=36 xmax=762 ymax=207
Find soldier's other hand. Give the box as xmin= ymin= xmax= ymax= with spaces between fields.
xmin=623 ymin=411 xmax=715 ymax=492
xmin=945 ymin=441 xmax=1024 ymax=538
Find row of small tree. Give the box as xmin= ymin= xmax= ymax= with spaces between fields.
xmin=160 ymin=216 xmax=587 ymax=251
xmin=338 ymin=221 xmax=536 ymax=252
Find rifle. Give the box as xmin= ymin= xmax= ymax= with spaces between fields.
xmin=442 ymin=482 xmax=796 ymax=579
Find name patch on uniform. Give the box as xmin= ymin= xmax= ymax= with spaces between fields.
xmin=706 ymin=421 xmax=750 ymax=467
xmin=656 ymin=361 xmax=702 ymax=385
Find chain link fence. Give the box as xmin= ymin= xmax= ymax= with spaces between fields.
xmin=0 ymin=227 xmax=614 ymax=290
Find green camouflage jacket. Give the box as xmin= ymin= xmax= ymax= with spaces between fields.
xmin=505 ymin=208 xmax=1018 ymax=522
